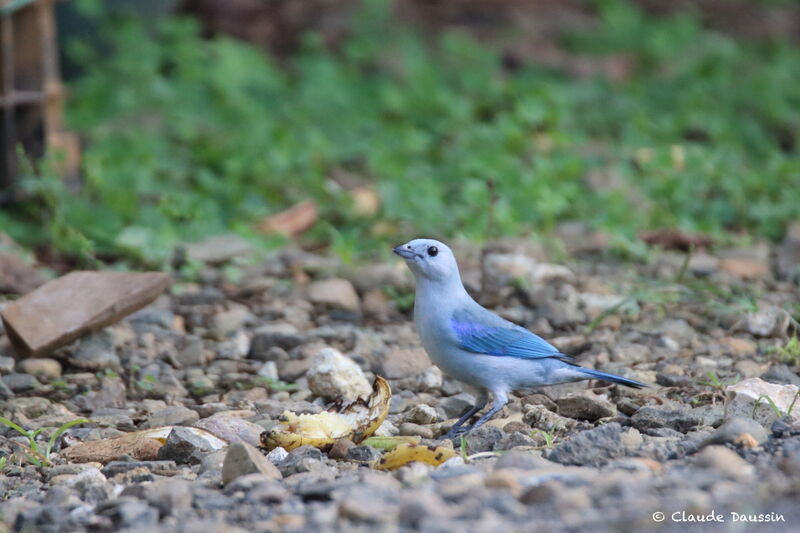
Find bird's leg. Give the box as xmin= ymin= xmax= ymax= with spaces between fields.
xmin=459 ymin=391 xmax=508 ymax=434
xmin=443 ymin=393 xmax=487 ymax=439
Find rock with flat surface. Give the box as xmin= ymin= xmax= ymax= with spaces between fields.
xmin=222 ymin=442 xmax=282 ymax=485
xmin=0 ymin=271 xmax=170 ymax=358
xmin=195 ymin=415 xmax=264 ymax=447
xmin=725 ymin=378 xmax=800 ymax=426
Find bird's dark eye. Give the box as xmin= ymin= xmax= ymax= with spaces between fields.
xmin=427 ymin=246 xmax=438 ymax=257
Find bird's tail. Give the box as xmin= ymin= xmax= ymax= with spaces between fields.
xmin=578 ymin=367 xmax=648 ymax=389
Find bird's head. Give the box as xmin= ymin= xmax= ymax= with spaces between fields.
xmin=393 ymin=238 xmax=459 ymax=283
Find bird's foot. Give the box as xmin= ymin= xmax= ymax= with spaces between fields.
xmin=442 ymin=425 xmax=471 ymax=441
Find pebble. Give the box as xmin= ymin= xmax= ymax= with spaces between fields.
xmin=67 ymin=330 xmax=121 ymax=371
xmin=306 ymin=347 xmax=372 ymax=400
xmin=158 ymin=427 xmax=220 ymax=465
xmin=702 ymin=417 xmax=768 ymax=448
xmin=195 ymin=415 xmax=264 ymax=447
xmin=221 ymin=442 xmax=282 ymax=485
xmin=404 ymin=403 xmax=440 ymax=425
xmin=631 ymin=406 xmax=703 ymax=433
xmin=556 ymin=392 xmax=616 ymax=422
xmin=144 ymin=405 xmax=200 ymax=428
xmin=1 ymin=372 xmax=41 ymax=392
xmin=547 ymin=423 xmax=643 ymax=467
xmin=16 ymin=358 xmax=62 ymax=378
xmin=694 ymin=445 xmax=754 ymax=480
xmin=307 ymin=278 xmax=361 ymax=314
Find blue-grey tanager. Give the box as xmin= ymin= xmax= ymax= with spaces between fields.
xmin=394 ymin=238 xmax=646 ymax=438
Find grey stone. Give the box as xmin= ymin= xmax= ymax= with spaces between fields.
xmin=68 ymin=330 xmax=120 ymax=371
xmin=308 ymin=278 xmax=360 ymax=313
xmin=249 ymin=324 xmax=304 ymax=355
xmin=741 ymin=306 xmax=790 ymax=337
xmin=83 ymin=377 xmax=127 ymax=411
xmin=266 ymin=446 xmax=289 ymax=464
xmin=547 ymin=423 xmax=643 ymax=466
xmin=438 ymin=393 xmax=477 ymax=419
xmin=101 ymin=461 xmax=178 ymax=477
xmin=761 ymin=364 xmax=800 ymax=386
xmin=523 ymin=405 xmax=577 ymax=434
xmin=654 ymin=319 xmax=696 ymax=346
xmin=557 ymin=392 xmax=616 ymax=422
xmin=398 ymin=423 xmax=433 ymax=439
xmin=376 ymin=347 xmax=432 ymax=379
xmin=157 ymin=427 xmax=217 ymax=465
xmin=631 ymin=406 xmax=703 ymax=433
xmin=404 ymin=403 xmax=440 ymax=425
xmin=494 ymin=451 xmax=550 ymax=470
xmin=130 ymin=478 xmax=192 ymax=518
xmin=694 ymin=445 xmax=754 ymax=480
xmin=0 ymin=355 xmax=15 ymax=373
xmin=200 ymin=450 xmax=226 ymax=474
xmin=279 ymin=445 xmax=327 ymax=476
xmin=465 ymin=425 xmax=504 ymax=454
xmin=145 ymin=405 xmax=199 ymax=428
xmin=338 ymin=486 xmax=399 ymax=523
xmin=498 ymin=431 xmax=538 ymax=450
xmin=1 ymin=372 xmax=40 ymax=392
xmin=221 ymin=442 xmax=282 ymax=485
xmin=195 ymin=415 xmax=263 ymax=447
xmin=96 ymin=497 xmax=159 ymax=529
xmin=306 ymin=347 xmax=371 ymax=400
xmin=539 ymin=300 xmax=586 ymax=328
xmin=174 ymin=336 xmax=207 ymax=367
xmin=211 ymin=307 xmax=255 ymax=336
xmin=345 ymin=445 xmax=383 ymax=463
xmin=702 ymin=417 xmax=768 ymax=447
xmin=610 ymin=342 xmax=650 ymax=364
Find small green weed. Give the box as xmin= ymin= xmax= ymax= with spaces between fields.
xmin=253 ymin=376 xmax=300 ymax=392
xmin=2 ymin=0 xmax=799 ymax=264
xmin=0 ymin=417 xmax=90 ymax=467
xmin=531 ymin=429 xmax=555 ymax=449
xmin=384 ymin=286 xmax=415 ymax=312
xmin=768 ymin=335 xmax=800 ymax=366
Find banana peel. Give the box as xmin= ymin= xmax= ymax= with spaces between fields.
xmin=361 ymin=435 xmax=421 ymax=451
xmin=260 ymin=376 xmax=391 ymax=452
xmin=375 ymin=442 xmax=457 ymax=470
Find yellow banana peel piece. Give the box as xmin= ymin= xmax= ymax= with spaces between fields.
xmin=260 ymin=376 xmax=391 ymax=452
xmin=375 ymin=442 xmax=458 ymax=470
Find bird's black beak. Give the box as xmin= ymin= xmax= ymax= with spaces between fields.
xmin=393 ymin=245 xmax=418 ymax=259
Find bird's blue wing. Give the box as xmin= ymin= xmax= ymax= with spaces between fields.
xmin=450 ymin=309 xmax=572 ymax=361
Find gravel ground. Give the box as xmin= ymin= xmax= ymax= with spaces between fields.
xmin=1 ymin=234 xmax=800 ymax=532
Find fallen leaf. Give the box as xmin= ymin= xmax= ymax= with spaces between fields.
xmin=639 ymin=229 xmax=714 ymax=251
xmin=256 ymin=201 xmax=318 ymax=237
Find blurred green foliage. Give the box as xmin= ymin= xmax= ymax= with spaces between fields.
xmin=2 ymin=0 xmax=799 ymax=265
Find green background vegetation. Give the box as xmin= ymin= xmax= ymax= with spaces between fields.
xmin=2 ymin=0 xmax=799 ymax=266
